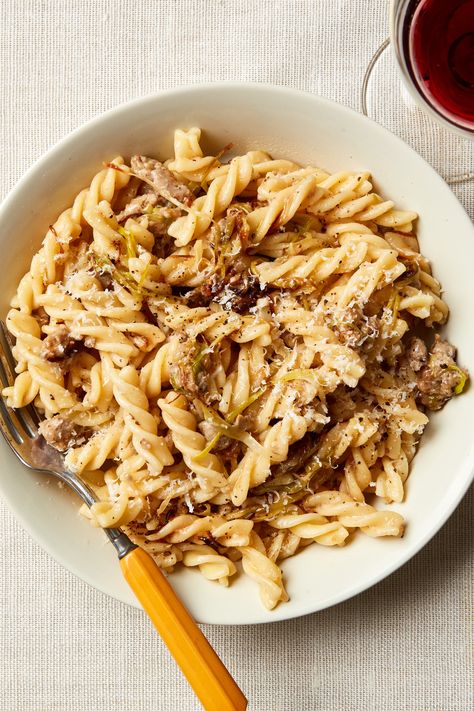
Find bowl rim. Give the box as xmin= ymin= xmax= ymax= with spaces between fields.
xmin=1 ymin=81 xmax=474 ymax=624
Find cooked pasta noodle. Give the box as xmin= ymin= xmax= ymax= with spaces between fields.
xmin=2 ymin=128 xmax=468 ymax=610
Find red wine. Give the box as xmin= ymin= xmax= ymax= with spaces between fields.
xmin=406 ymin=0 xmax=474 ymax=129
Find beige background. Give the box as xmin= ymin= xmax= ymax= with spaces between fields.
xmin=0 ymin=1 xmax=473 ymax=709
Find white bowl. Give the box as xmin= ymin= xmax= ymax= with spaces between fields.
xmin=1 ymin=83 xmax=474 ymax=625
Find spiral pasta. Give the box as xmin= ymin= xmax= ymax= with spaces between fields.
xmin=2 ymin=127 xmax=467 ymax=611
xmin=168 ymin=155 xmax=253 ymax=245
xmin=167 ymin=127 xmax=220 ymax=182
xmin=112 ymin=365 xmax=173 ymax=474
xmin=239 ymin=532 xmax=288 ymax=609
xmin=269 ymin=511 xmax=349 ymax=547
xmin=158 ymin=392 xmax=227 ymax=493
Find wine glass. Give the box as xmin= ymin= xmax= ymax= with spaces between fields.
xmin=361 ymin=0 xmax=474 ymax=185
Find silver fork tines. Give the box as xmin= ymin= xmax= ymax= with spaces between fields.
xmin=0 ymin=359 xmax=35 ymax=442
xmin=0 ymin=319 xmax=136 ymax=557
xmin=0 ymin=321 xmax=39 ymax=437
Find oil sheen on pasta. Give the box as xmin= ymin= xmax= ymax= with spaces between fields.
xmin=2 ymin=128 xmax=468 ymax=610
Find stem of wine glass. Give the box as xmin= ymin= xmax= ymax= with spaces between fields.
xmin=361 ymin=38 xmax=390 ymax=118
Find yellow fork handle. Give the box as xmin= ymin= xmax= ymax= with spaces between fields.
xmin=120 ymin=547 xmax=247 ymax=711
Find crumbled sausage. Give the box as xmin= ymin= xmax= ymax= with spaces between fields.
xmin=333 ymin=305 xmax=379 ymax=349
xmin=116 ymin=193 xmax=159 ymax=222
xmin=405 ymin=337 xmax=428 ymax=372
xmin=34 ymin=307 xmax=49 ymax=328
xmin=41 ymin=325 xmax=81 ymax=361
xmin=169 ymin=360 xmax=199 ymax=398
xmin=185 ymin=268 xmax=264 ymax=313
xmin=167 ymin=339 xmax=219 ymax=405
xmin=130 ymin=155 xmax=194 ymax=207
xmin=39 ymin=416 xmax=88 ymax=452
xmin=417 ymin=335 xmax=467 ymax=410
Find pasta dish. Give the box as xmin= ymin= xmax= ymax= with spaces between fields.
xmin=2 ymin=128 xmax=468 ymax=609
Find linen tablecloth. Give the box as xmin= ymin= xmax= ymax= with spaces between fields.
xmin=1 ymin=2 xmax=473 ymax=709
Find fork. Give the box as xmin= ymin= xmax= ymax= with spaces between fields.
xmin=0 ymin=320 xmax=247 ymax=711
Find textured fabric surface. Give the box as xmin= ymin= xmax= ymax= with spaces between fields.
xmin=1 ymin=1 xmax=473 ymax=710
